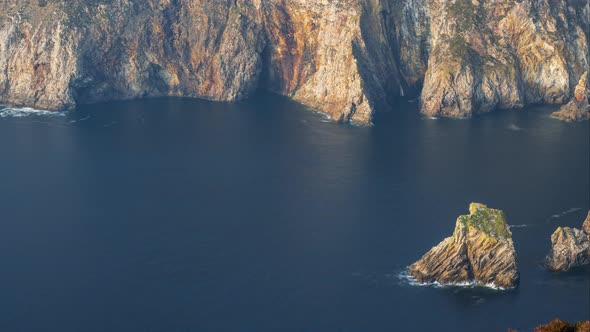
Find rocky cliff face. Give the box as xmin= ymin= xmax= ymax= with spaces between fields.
xmin=0 ymin=0 xmax=404 ymax=124
xmin=421 ymin=0 xmax=589 ymax=118
xmin=0 ymin=0 xmax=267 ymax=112
xmin=0 ymin=0 xmax=588 ymax=123
xmin=545 ymin=211 xmax=590 ymax=271
xmin=262 ymin=0 xmax=405 ymax=123
xmin=408 ymin=203 xmax=519 ymax=289
xmin=551 ymin=72 xmax=590 ymax=121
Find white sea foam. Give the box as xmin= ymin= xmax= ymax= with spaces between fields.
xmin=69 ymin=115 xmax=91 ymax=123
xmin=0 ymin=107 xmax=66 ymax=118
xmin=398 ymin=270 xmax=511 ymax=291
xmin=510 ymin=224 xmax=529 ymax=229
xmin=305 ymin=108 xmax=334 ymax=123
xmin=507 ymin=124 xmax=523 ymax=131
xmin=550 ymin=207 xmax=582 ymax=219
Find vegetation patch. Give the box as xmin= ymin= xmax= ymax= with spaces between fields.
xmin=460 ymin=203 xmax=511 ymax=239
xmin=445 ymin=0 xmax=489 ymax=60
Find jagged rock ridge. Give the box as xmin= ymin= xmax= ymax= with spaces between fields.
xmin=551 ymin=72 xmax=590 ymax=121
xmin=545 ymin=211 xmax=590 ymax=271
xmin=408 ymin=203 xmax=520 ymax=289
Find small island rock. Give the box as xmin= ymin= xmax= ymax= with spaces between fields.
xmin=408 ymin=203 xmax=519 ymax=289
xmin=545 ymin=211 xmax=590 ymax=272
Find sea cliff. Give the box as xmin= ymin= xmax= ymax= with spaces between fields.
xmin=1 ymin=0 xmax=588 ymax=123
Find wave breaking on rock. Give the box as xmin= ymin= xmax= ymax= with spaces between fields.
xmin=407 ymin=203 xmax=520 ymax=290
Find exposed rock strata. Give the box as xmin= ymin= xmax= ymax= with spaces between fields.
xmin=545 ymin=211 xmax=590 ymax=271
xmin=262 ymin=0 xmax=404 ymax=123
xmin=408 ymin=203 xmax=519 ymax=289
xmin=0 ymin=0 xmax=588 ymax=123
xmin=1 ymin=0 xmax=267 ymax=112
xmin=421 ymin=0 xmax=589 ymax=118
xmin=0 ymin=0 xmax=405 ymax=124
xmin=551 ymin=72 xmax=590 ymax=121
xmin=509 ymin=319 xmax=590 ymax=332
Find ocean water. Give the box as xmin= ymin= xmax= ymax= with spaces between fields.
xmin=0 ymin=94 xmax=588 ymax=331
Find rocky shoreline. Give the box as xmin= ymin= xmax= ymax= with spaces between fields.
xmin=1 ymin=0 xmax=588 ymax=124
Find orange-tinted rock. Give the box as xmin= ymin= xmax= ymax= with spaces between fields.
xmin=0 ymin=0 xmax=588 ymax=123
xmin=551 ymin=73 xmax=590 ymax=122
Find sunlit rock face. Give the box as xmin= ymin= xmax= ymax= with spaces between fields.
xmin=0 ymin=0 xmax=588 ymax=123
xmin=420 ymin=0 xmax=589 ymax=118
xmin=551 ymin=72 xmax=590 ymax=122
xmin=0 ymin=0 xmax=267 ymax=111
xmin=408 ymin=203 xmax=520 ymax=289
xmin=545 ymin=211 xmax=590 ymax=272
xmin=261 ymin=0 xmax=404 ymax=124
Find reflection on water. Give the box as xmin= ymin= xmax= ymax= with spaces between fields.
xmin=0 ymin=95 xmax=587 ymax=332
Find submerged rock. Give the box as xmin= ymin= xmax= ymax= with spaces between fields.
xmin=545 ymin=211 xmax=590 ymax=271
xmin=551 ymin=72 xmax=590 ymax=122
xmin=408 ymin=203 xmax=519 ymax=289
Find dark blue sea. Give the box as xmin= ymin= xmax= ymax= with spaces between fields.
xmin=0 ymin=94 xmax=588 ymax=331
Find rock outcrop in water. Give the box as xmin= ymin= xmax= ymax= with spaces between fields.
xmin=0 ymin=0 xmax=588 ymax=123
xmin=545 ymin=211 xmax=590 ymax=271
xmin=509 ymin=319 xmax=590 ymax=332
xmin=408 ymin=203 xmax=519 ymax=289
xmin=551 ymin=72 xmax=590 ymax=122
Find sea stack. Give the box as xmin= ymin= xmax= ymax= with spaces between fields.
xmin=545 ymin=211 xmax=590 ymax=271
xmin=408 ymin=203 xmax=519 ymax=289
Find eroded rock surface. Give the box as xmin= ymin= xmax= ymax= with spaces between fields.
xmin=0 ymin=0 xmax=406 ymax=124
xmin=0 ymin=0 xmax=588 ymax=123
xmin=408 ymin=203 xmax=520 ymax=289
xmin=545 ymin=211 xmax=590 ymax=271
xmin=0 ymin=0 xmax=267 ymax=111
xmin=421 ymin=0 xmax=589 ymax=118
xmin=262 ymin=0 xmax=404 ymax=123
xmin=551 ymin=72 xmax=590 ymax=122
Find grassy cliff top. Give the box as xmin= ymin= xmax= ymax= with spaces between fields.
xmin=458 ymin=203 xmax=511 ymax=239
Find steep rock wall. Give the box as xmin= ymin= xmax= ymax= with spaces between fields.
xmin=0 ymin=0 xmax=404 ymax=124
xmin=0 ymin=0 xmax=588 ymax=123
xmin=420 ymin=0 xmax=589 ymax=118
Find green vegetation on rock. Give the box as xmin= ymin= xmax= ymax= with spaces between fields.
xmin=447 ymin=0 xmax=485 ymax=33
xmin=459 ymin=203 xmax=511 ymax=239
xmin=445 ymin=0 xmax=487 ymax=59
